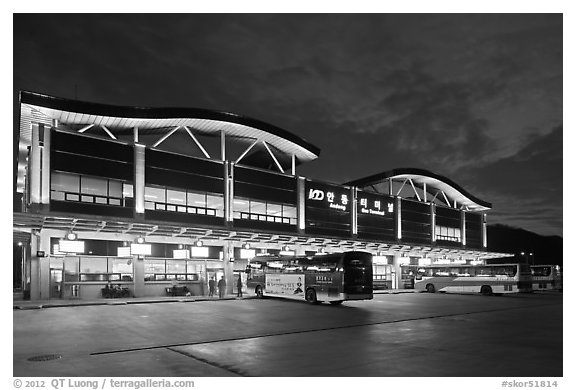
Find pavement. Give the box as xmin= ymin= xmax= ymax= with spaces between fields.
xmin=13 ymin=289 xmax=419 ymax=310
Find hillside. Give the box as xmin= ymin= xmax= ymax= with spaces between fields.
xmin=487 ymin=224 xmax=563 ymax=265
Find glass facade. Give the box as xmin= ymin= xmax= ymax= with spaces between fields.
xmin=144 ymin=259 xmax=201 ymax=281
xmin=60 ymin=256 xmax=134 ymax=282
xmin=51 ymin=171 xmax=133 ymax=207
xmin=435 ymin=225 xmax=462 ymax=242
xmin=233 ymin=198 xmax=297 ymax=225
xmin=145 ymin=185 xmax=224 ymax=217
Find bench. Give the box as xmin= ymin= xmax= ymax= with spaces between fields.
xmin=165 ymin=286 xmax=191 ymax=297
xmin=101 ymin=287 xmax=131 ymax=298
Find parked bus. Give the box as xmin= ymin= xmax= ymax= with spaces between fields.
xmin=246 ymin=251 xmax=373 ymax=305
xmin=414 ymin=263 xmax=533 ymax=295
xmin=530 ymin=265 xmax=562 ymax=291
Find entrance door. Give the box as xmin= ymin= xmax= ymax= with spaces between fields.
xmin=49 ymin=269 xmax=63 ymax=299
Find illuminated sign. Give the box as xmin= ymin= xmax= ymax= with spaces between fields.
xmin=240 ymin=249 xmax=256 ymax=259
xmin=306 ymin=181 xmax=350 ymax=212
xmin=191 ymin=246 xmax=209 ymax=258
xmin=117 ymin=246 xmax=132 ymax=257
xmin=58 ymin=240 xmax=85 ymax=254
xmin=130 ymin=243 xmax=152 ymax=256
xmin=173 ymin=249 xmax=190 ymax=259
xmin=357 ymin=191 xmax=394 ymax=217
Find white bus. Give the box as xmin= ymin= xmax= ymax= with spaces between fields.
xmin=530 ymin=265 xmax=562 ymax=291
xmin=414 ymin=263 xmax=533 ymax=295
xmin=246 ymin=251 xmax=373 ymax=305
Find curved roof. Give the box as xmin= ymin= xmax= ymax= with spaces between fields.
xmin=345 ymin=167 xmax=492 ymax=211
xmin=18 ymin=90 xmax=320 ymax=158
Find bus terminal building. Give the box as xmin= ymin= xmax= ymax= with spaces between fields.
xmin=13 ymin=91 xmax=511 ymax=301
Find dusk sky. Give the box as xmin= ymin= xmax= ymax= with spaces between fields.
xmin=12 ymin=13 xmax=563 ymax=237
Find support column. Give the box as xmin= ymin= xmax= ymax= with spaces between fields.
xmin=392 ymin=254 xmax=402 ymax=290
xmin=221 ymin=130 xmax=226 ymax=161
xmin=224 ymin=162 xmax=234 ymax=223
xmin=29 ymin=123 xmax=42 ymax=205
xmin=40 ymin=123 xmax=52 ymax=205
xmin=482 ymin=213 xmax=487 ymax=248
xmin=461 ymin=210 xmax=466 ymax=247
xmin=430 ymin=203 xmax=436 ymax=243
xmin=38 ymin=230 xmax=52 ymax=300
xmin=223 ymin=241 xmax=234 ymax=295
xmin=351 ymin=187 xmax=358 ymax=236
xmin=29 ymin=234 xmax=40 ymax=300
xmin=133 ymin=255 xmax=145 ymax=298
xmin=396 ymin=197 xmax=402 ymax=241
xmin=297 ymin=177 xmax=306 ymax=233
xmin=134 ymin=144 xmax=146 ymax=215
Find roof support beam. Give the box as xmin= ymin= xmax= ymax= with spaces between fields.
xmin=441 ymin=191 xmax=451 ymax=207
xmin=408 ymin=179 xmax=421 ymax=201
xmin=235 ymin=138 xmax=259 ymax=164
xmin=101 ymin=125 xmax=117 ymax=140
xmin=78 ymin=124 xmax=94 ymax=133
xmin=153 ymin=126 xmax=180 ymax=147
xmin=262 ymin=141 xmax=284 ymax=173
xmin=183 ymin=126 xmax=211 ymax=159
xmin=396 ymin=178 xmax=409 ymax=196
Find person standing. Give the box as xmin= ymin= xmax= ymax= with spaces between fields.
xmin=208 ymin=277 xmax=216 ymax=297
xmin=218 ymin=275 xmax=226 ymax=299
xmin=236 ymin=275 xmax=243 ymax=297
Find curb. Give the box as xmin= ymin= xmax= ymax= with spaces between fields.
xmin=14 ymin=296 xmax=253 ymax=310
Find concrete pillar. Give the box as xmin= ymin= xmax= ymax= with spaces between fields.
xmin=133 ymin=255 xmax=145 ymax=298
xmin=482 ymin=213 xmax=487 ymax=248
xmin=461 ymin=210 xmax=466 ymax=246
xmin=297 ymin=177 xmax=306 ymax=233
xmin=134 ymin=144 xmax=146 ymax=215
xmin=430 ymin=203 xmax=436 ymax=243
xmin=38 ymin=230 xmax=52 ymax=300
xmin=224 ymin=163 xmax=234 ymax=223
xmin=392 ymin=254 xmax=402 ymax=290
xmin=40 ymin=124 xmax=51 ymax=205
xmin=29 ymin=123 xmax=42 ymax=205
xmin=29 ymin=234 xmax=40 ymax=300
xmin=396 ymin=197 xmax=402 ymax=241
xmin=223 ymin=241 xmax=234 ymax=294
xmin=351 ymin=187 xmax=357 ymax=236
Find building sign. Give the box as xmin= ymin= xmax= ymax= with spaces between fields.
xmin=58 ymin=239 xmax=86 ymax=254
xmin=306 ymin=181 xmax=350 ymax=212
xmin=357 ymin=191 xmax=394 ymax=216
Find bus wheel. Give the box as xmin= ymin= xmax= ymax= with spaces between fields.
xmin=330 ymin=300 xmax=343 ymax=305
xmin=255 ymin=286 xmax=263 ymax=298
xmin=481 ymin=286 xmax=492 ymax=296
xmin=426 ymin=284 xmax=436 ymax=293
xmin=305 ymin=288 xmax=318 ymax=304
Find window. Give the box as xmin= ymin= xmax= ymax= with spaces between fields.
xmin=144 ymin=259 xmax=199 ymax=281
xmin=435 ymin=225 xmax=462 ymax=242
xmin=81 ymin=177 xmax=108 ymax=196
xmin=145 ymin=186 xmax=224 ymax=217
xmin=234 ymin=198 xmax=297 ymax=225
xmin=110 ymin=258 xmax=133 ymax=281
xmin=50 ymin=172 xmax=132 ymax=207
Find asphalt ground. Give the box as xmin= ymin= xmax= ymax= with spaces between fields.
xmin=13 ymin=291 xmax=562 ymax=377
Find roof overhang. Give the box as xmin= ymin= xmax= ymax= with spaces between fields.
xmin=16 ymin=91 xmax=320 ymax=192
xmin=345 ymin=168 xmax=492 ymax=211
xmin=13 ymin=211 xmax=511 ymax=260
